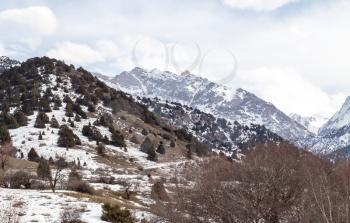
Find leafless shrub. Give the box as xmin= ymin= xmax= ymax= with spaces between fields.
xmin=153 ymin=142 xmax=350 ymax=223
xmin=60 ymin=207 xmax=84 ymax=223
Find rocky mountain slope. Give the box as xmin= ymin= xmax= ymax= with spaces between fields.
xmin=0 ymin=56 xmax=20 ymax=74
xmin=139 ymin=97 xmax=282 ymax=156
xmin=97 ymin=68 xmax=312 ymax=141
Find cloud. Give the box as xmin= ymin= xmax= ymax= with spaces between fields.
xmin=221 ymin=0 xmax=298 ymax=11
xmin=47 ymin=42 xmax=104 ymax=64
xmin=235 ymin=67 xmax=347 ymax=117
xmin=0 ymin=6 xmax=57 ymax=50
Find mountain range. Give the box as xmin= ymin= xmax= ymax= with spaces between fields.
xmin=96 ymin=67 xmax=350 ymax=157
xmin=97 ymin=68 xmax=312 ymax=141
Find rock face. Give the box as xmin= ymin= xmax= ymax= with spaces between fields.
xmin=0 ymin=56 xmax=20 ymax=74
xmin=97 ymin=67 xmax=312 ymax=141
xmin=139 ymin=97 xmax=283 ymax=155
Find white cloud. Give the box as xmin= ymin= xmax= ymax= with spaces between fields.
xmin=47 ymin=42 xmax=104 ymax=64
xmin=0 ymin=6 xmax=57 ymax=50
xmin=221 ymin=0 xmax=297 ymax=11
xmin=235 ymin=67 xmax=347 ymax=117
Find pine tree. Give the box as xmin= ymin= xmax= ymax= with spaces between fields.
xmin=65 ymin=102 xmax=74 ymax=117
xmin=74 ymin=114 xmax=81 ymax=122
xmin=14 ymin=111 xmax=28 ymax=126
xmin=50 ymin=117 xmax=59 ymax=128
xmin=34 ymin=112 xmax=49 ymax=129
xmin=4 ymin=114 xmax=20 ymax=129
xmin=38 ymin=132 xmax=43 ymax=140
xmin=28 ymin=148 xmax=40 ymax=162
xmin=57 ymin=125 xmax=80 ymax=148
xmin=39 ymin=97 xmax=52 ymax=112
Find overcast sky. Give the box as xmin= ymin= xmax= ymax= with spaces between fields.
xmin=0 ymin=0 xmax=349 ymax=119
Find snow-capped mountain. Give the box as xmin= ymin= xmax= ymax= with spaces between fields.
xmin=319 ymin=96 xmax=350 ymax=136
xmin=97 ymin=67 xmax=312 ymax=141
xmin=139 ymin=97 xmax=282 ymax=156
xmin=0 ymin=56 xmax=20 ymax=74
xmin=294 ymin=97 xmax=350 ymax=155
xmin=290 ymin=113 xmax=328 ymax=134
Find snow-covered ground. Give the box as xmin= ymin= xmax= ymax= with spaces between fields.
xmin=0 ymin=189 xmax=103 ymax=223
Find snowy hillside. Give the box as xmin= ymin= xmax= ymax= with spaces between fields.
xmin=0 ymin=57 xmax=213 ymax=223
xmin=96 ymin=67 xmax=312 ymax=141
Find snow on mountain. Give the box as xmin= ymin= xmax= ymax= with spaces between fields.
xmin=319 ymin=96 xmax=350 ymax=136
xmin=97 ymin=67 xmax=312 ymax=141
xmin=293 ymin=97 xmax=350 ymax=155
xmin=289 ymin=113 xmax=328 ymax=134
xmin=139 ymin=97 xmax=282 ymax=156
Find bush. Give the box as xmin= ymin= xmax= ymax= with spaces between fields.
xmin=82 ymin=125 xmax=103 ymax=142
xmin=140 ymin=137 xmax=154 ymax=154
xmin=101 ymin=203 xmax=134 ymax=223
xmin=28 ymin=148 xmax=40 ymax=162
xmin=0 ymin=124 xmax=11 ymax=144
xmin=37 ymin=159 xmax=51 ymax=179
xmin=147 ymin=148 xmax=158 ymax=162
xmin=60 ymin=207 xmax=83 ymax=223
xmin=6 ymin=171 xmax=31 ymax=189
xmin=97 ymin=143 xmax=106 ymax=156
xmin=68 ymin=180 xmax=95 ymax=195
xmin=156 ymin=142 xmax=165 ymax=154
xmin=110 ymin=126 xmax=126 ymax=147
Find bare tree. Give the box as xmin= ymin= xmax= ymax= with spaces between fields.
xmin=37 ymin=157 xmax=67 ymax=192
xmin=154 ymin=142 xmax=309 ymax=223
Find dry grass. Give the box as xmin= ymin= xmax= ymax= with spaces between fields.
xmin=63 ymin=191 xmax=141 ymax=210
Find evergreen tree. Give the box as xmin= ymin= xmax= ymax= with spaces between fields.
xmin=39 ymin=97 xmax=52 ymax=112
xmin=50 ymin=117 xmax=59 ymax=128
xmin=14 ymin=111 xmax=28 ymax=126
xmin=57 ymin=125 xmax=80 ymax=148
xmin=38 ymin=132 xmax=43 ymax=140
xmin=74 ymin=114 xmax=81 ymax=122
xmin=34 ymin=112 xmax=49 ymax=128
xmin=65 ymin=102 xmax=74 ymax=117
xmin=28 ymin=148 xmax=40 ymax=162
xmin=4 ymin=114 xmax=20 ymax=129
xmin=22 ymin=99 xmax=34 ymax=115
